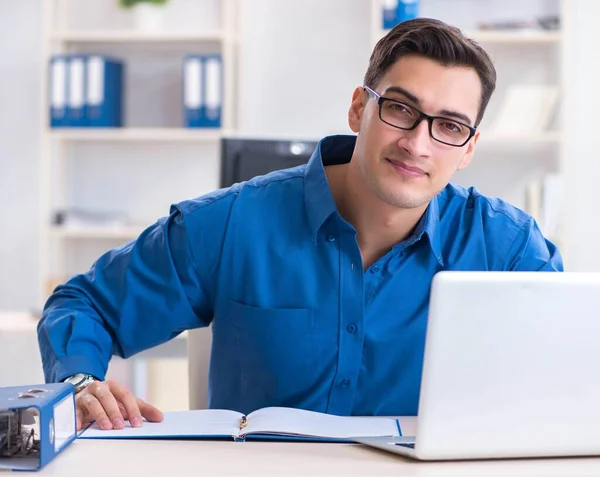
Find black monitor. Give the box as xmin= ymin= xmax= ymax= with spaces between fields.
xmin=220 ymin=137 xmax=319 ymax=188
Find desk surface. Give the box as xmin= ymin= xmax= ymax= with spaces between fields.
xmin=29 ymin=437 xmax=600 ymax=477
xmin=5 ymin=417 xmax=598 ymax=477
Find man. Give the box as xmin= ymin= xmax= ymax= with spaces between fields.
xmin=37 ymin=18 xmax=562 ymax=432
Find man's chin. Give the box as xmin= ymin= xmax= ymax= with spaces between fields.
xmin=378 ymin=190 xmax=432 ymax=209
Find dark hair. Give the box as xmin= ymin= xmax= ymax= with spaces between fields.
xmin=364 ymin=18 xmax=496 ymax=126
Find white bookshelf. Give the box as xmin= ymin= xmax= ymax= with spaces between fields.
xmin=477 ymin=131 xmax=561 ymax=145
xmin=466 ymin=30 xmax=562 ymax=44
xmin=49 ymin=127 xmax=224 ymax=142
xmin=39 ymin=0 xmax=240 ymax=305
xmin=373 ymin=27 xmax=562 ymax=47
xmin=51 ymin=30 xmax=226 ymax=43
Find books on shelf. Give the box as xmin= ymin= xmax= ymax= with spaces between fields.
xmin=525 ymin=173 xmax=563 ymax=243
xmin=79 ymin=406 xmax=402 ymax=443
xmin=489 ymin=85 xmax=559 ymax=136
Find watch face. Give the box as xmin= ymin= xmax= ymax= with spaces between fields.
xmin=68 ymin=374 xmax=85 ymax=384
xmin=67 ymin=374 xmax=90 ymax=389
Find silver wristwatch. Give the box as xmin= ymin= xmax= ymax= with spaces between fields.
xmin=64 ymin=373 xmax=96 ymax=394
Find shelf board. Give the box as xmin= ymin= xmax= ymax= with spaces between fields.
xmin=49 ymin=128 xmax=223 ymax=142
xmin=375 ymin=29 xmax=561 ymax=45
xmin=50 ymin=30 xmax=225 ymax=43
xmin=478 ymin=132 xmax=561 ymax=144
xmin=48 ymin=225 xmax=144 ymax=240
xmin=465 ymin=30 xmax=562 ymax=44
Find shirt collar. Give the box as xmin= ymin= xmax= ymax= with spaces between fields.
xmin=304 ymin=134 xmax=444 ymax=265
xmin=303 ymin=135 xmax=351 ymax=238
xmin=405 ymin=196 xmax=444 ymax=266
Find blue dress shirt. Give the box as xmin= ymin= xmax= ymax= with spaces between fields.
xmin=38 ymin=134 xmax=563 ymax=416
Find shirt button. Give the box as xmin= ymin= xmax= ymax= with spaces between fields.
xmin=327 ymin=235 xmax=336 ymax=242
xmin=347 ymin=323 xmax=357 ymax=333
xmin=371 ymin=265 xmax=380 ymax=273
xmin=341 ymin=379 xmax=350 ymax=388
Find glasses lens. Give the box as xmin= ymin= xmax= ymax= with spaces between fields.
xmin=431 ymin=118 xmax=470 ymax=146
xmin=380 ymin=100 xmax=419 ymax=129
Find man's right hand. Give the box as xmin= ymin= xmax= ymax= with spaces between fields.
xmin=75 ymin=379 xmax=164 ymax=431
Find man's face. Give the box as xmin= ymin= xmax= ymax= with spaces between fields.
xmin=348 ymin=54 xmax=482 ymax=210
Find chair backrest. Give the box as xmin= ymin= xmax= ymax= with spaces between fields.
xmin=187 ymin=326 xmax=213 ymax=410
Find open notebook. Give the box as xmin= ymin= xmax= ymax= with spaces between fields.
xmin=79 ymin=406 xmax=402 ymax=442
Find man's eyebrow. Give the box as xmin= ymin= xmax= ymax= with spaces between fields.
xmin=383 ymin=86 xmax=474 ymax=126
xmin=437 ymin=109 xmax=473 ymax=126
xmin=384 ymin=86 xmax=420 ymax=105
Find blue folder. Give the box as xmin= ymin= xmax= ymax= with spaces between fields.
xmin=85 ymin=55 xmax=124 ymax=128
xmin=202 ymin=54 xmax=223 ymax=128
xmin=183 ymin=54 xmax=222 ymax=128
xmin=0 ymin=383 xmax=76 ymax=471
xmin=66 ymin=54 xmax=87 ymax=127
xmin=49 ymin=55 xmax=69 ymax=128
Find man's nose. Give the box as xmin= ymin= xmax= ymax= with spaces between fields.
xmin=399 ymin=118 xmax=432 ymax=157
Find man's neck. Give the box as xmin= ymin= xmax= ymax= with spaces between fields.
xmin=325 ymin=162 xmax=428 ymax=270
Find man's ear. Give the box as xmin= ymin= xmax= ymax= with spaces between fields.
xmin=348 ymin=87 xmax=367 ymax=133
xmin=457 ymin=130 xmax=479 ymax=171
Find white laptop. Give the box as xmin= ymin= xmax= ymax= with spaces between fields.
xmin=354 ymin=271 xmax=600 ymax=460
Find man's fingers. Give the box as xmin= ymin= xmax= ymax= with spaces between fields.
xmin=118 ymin=402 xmax=128 ymax=420
xmin=138 ymin=398 xmax=164 ymax=423
xmin=74 ymin=379 xmax=162 ymax=430
xmin=87 ymin=381 xmax=126 ymax=429
xmin=107 ymin=380 xmax=143 ymax=428
xmin=75 ymin=407 xmax=84 ymax=432
xmin=77 ymin=393 xmax=111 ymax=430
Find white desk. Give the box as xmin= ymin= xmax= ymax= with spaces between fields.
xmin=1 ymin=418 xmax=597 ymax=476
xmin=29 ymin=436 xmax=600 ymax=477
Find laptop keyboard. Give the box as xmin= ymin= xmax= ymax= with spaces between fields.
xmin=395 ymin=443 xmax=415 ymax=448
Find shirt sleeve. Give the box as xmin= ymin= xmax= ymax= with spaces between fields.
xmin=37 ymin=196 xmax=231 ymax=383
xmin=504 ymin=217 xmax=564 ymax=271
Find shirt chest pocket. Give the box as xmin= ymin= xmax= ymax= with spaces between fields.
xmin=226 ymin=300 xmax=316 ymax=406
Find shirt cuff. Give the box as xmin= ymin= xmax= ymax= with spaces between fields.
xmin=50 ymin=354 xmax=107 ymax=383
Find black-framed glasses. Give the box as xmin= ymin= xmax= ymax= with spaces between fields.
xmin=363 ymin=86 xmax=477 ymax=147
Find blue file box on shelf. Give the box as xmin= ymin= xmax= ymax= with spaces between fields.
xmin=183 ymin=54 xmax=222 ymax=128
xmin=381 ymin=0 xmax=419 ymax=29
xmin=382 ymin=0 xmax=399 ymax=29
xmin=397 ymin=0 xmax=419 ymax=23
xmin=49 ymin=55 xmax=69 ymax=128
xmin=183 ymin=54 xmax=203 ymax=128
xmin=86 ymin=55 xmax=124 ymax=128
xmin=203 ymin=54 xmax=223 ymax=128
xmin=66 ymin=55 xmax=87 ymax=127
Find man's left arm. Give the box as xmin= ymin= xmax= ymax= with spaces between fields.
xmin=504 ymin=217 xmax=564 ymax=271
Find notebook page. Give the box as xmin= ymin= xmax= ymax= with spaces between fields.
xmin=244 ymin=407 xmax=400 ymax=439
xmin=80 ymin=409 xmax=242 ymax=439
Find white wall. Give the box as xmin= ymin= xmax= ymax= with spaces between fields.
xmin=238 ymin=0 xmax=372 ymax=138
xmin=0 ymin=2 xmax=42 ymax=310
